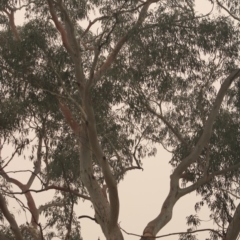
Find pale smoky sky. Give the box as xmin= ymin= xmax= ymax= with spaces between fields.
xmin=2 ymin=1 xmax=216 ymax=240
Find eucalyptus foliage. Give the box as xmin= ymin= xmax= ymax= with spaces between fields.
xmin=0 ymin=0 xmax=240 ymax=239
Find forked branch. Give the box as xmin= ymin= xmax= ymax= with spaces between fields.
xmin=145 ymin=103 xmax=187 ymax=145
xmin=141 ymin=69 xmax=240 ymax=238
xmin=175 ymin=69 xmax=240 ymax=176
xmin=89 ymin=0 xmax=160 ymax=86
xmin=46 ymin=0 xmax=73 ymax=54
xmin=0 ymin=169 xmax=39 ymax=228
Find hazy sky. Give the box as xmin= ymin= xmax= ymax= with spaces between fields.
xmin=2 ymin=1 xmax=217 ymax=240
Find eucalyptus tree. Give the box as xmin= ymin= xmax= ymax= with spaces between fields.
xmin=0 ymin=0 xmax=240 ymax=240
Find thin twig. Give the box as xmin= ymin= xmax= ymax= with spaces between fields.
xmin=216 ymin=0 xmax=240 ymax=22
xmin=119 ymin=226 xmax=223 ymax=238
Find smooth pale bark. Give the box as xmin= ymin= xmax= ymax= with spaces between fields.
xmin=141 ymin=69 xmax=240 ymax=238
xmin=78 ymin=125 xmax=124 ymax=240
xmin=48 ymin=1 xmax=160 ymax=239
xmin=83 ymin=98 xmax=120 ymax=230
xmin=141 ymin=176 xmax=180 ymax=239
xmin=80 ymin=3 xmax=159 ymax=238
xmin=225 ymin=203 xmax=240 ymax=240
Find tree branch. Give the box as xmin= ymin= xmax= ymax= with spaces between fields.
xmin=114 ymin=166 xmax=143 ymax=180
xmin=81 ymin=16 xmax=108 ymax=39
xmin=53 ymin=0 xmax=86 ymax=89
xmin=217 ymin=187 xmax=240 ymax=199
xmin=0 ymin=145 xmax=24 ymax=171
xmin=180 ymin=161 xmax=240 ymax=196
xmin=26 ymin=129 xmax=44 ymax=188
xmin=46 ymin=0 xmax=74 ymax=54
xmin=0 ymin=170 xmax=39 ymax=228
xmin=46 ymin=185 xmax=91 ymax=200
xmin=58 ymin=100 xmax=81 ymax=135
xmin=78 ymin=215 xmax=98 ymax=223
xmin=0 ymin=193 xmax=24 ymax=240
xmin=120 ymin=225 xmax=222 ymax=239
xmin=65 ymin=200 xmax=74 ymax=240
xmin=78 ymin=125 xmax=112 ymax=237
xmin=3 ymin=9 xmax=20 ymax=41
xmin=226 ymin=202 xmax=240 ymax=240
xmin=90 ymin=0 xmax=160 ymax=86
xmin=57 ymin=0 xmax=79 ymax=52
xmin=145 ymin=103 xmax=187 ymax=145
xmin=175 ymin=69 xmax=240 ymax=176
xmin=216 ymin=0 xmax=240 ymax=22
xmin=83 ymin=2 xmax=159 ymax=232
xmin=141 ymin=69 xmax=240 ymax=238
xmin=84 ymin=102 xmax=119 ymax=231
xmin=3 ymin=185 xmax=91 ymax=200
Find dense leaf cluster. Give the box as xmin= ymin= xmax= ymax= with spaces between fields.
xmin=0 ymin=0 xmax=240 ymax=239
